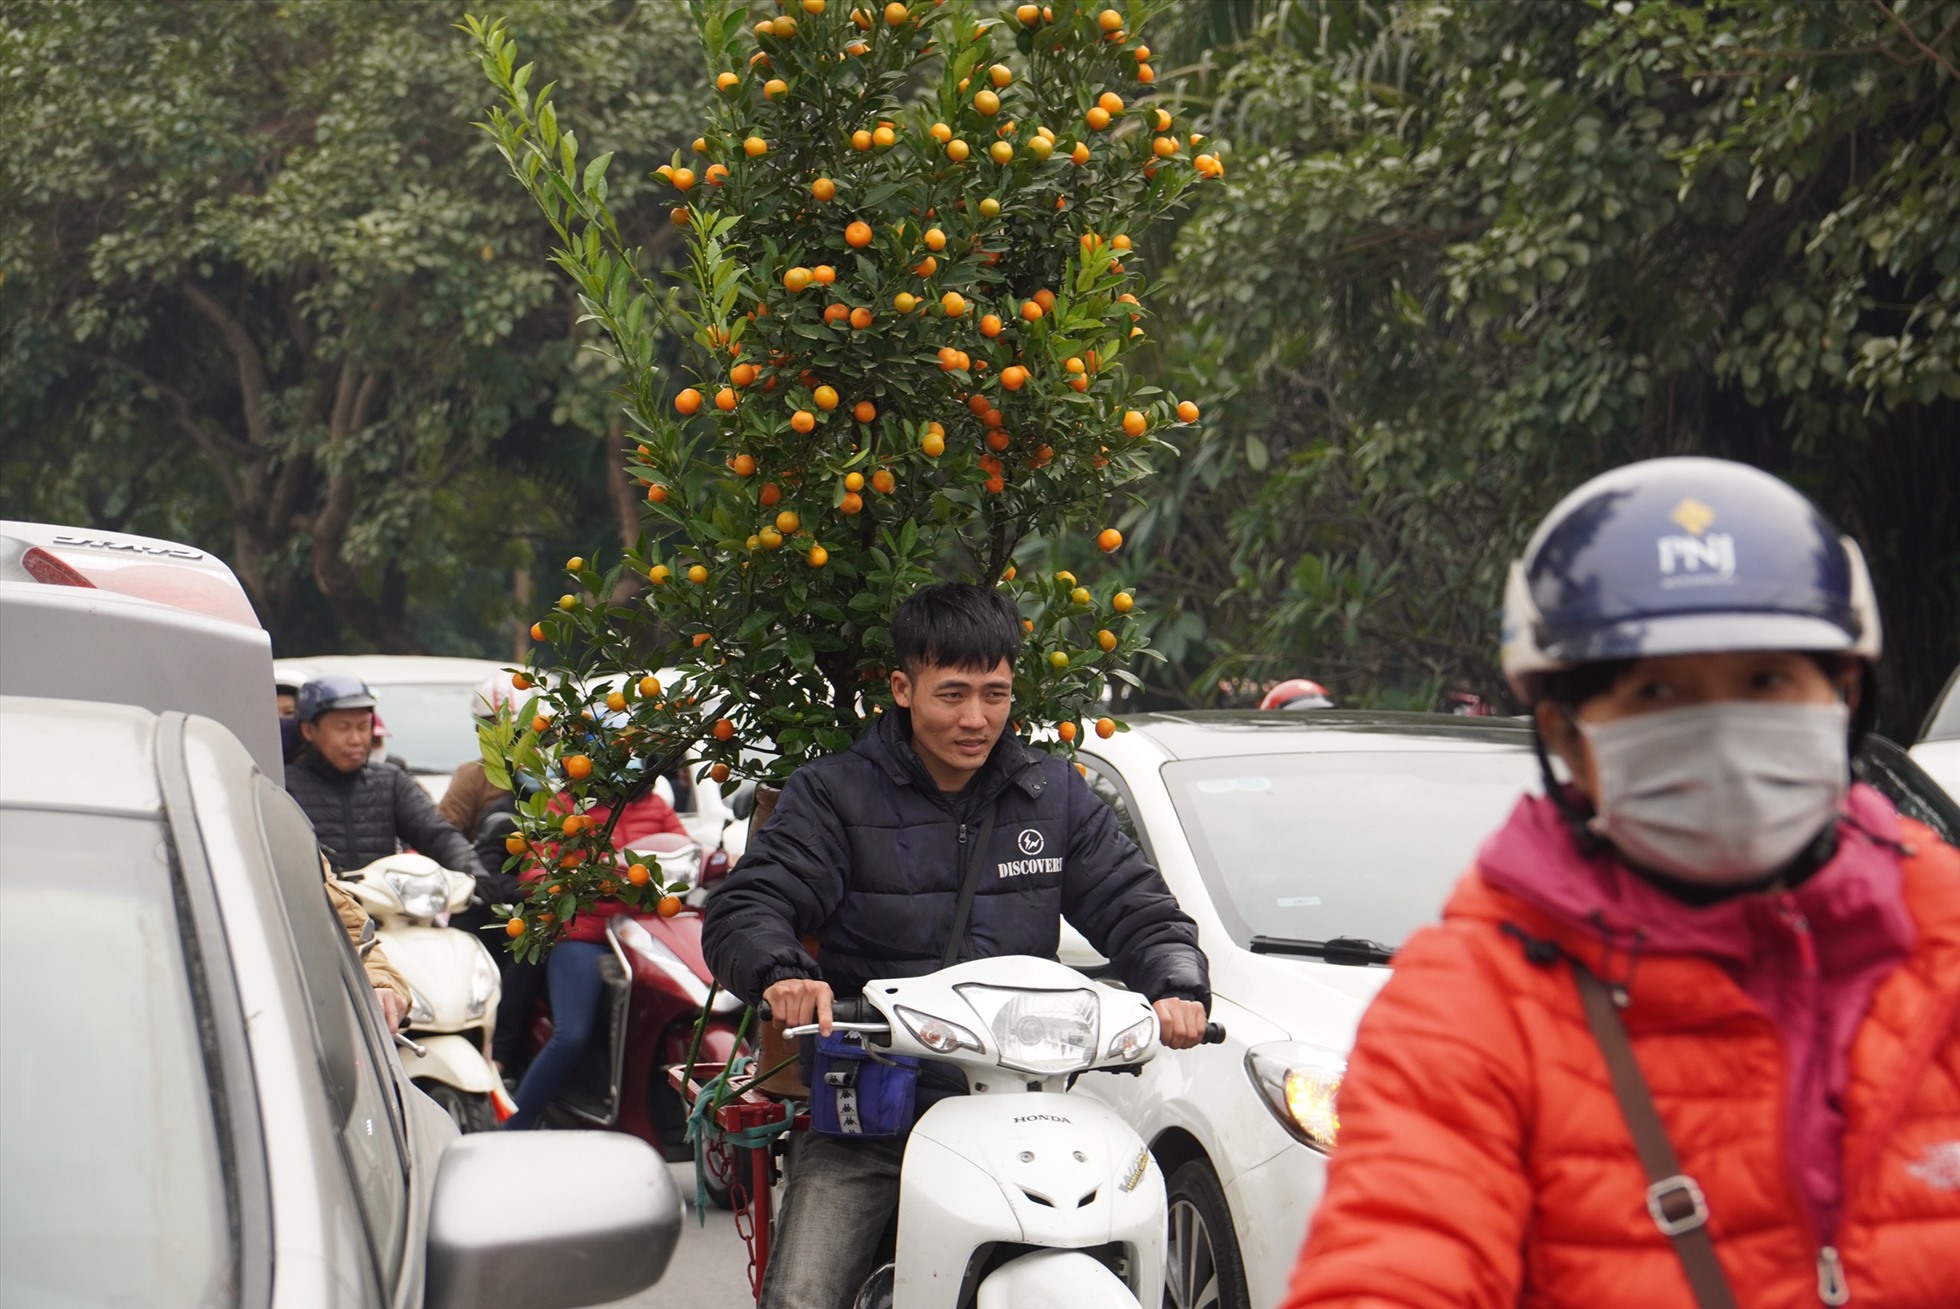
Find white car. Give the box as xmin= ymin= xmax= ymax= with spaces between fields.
xmin=1910 ymin=667 xmax=1959 ymax=802
xmin=0 ymin=699 xmax=681 ymax=1308
xmin=274 ymin=655 xmax=515 ymax=802
xmin=1062 ymin=709 xmax=1960 ymax=1309
xmin=1062 ymin=710 xmax=1547 ymax=1309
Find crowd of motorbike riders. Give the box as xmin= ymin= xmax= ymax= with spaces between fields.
xmin=276 ymin=455 xmax=1958 ymax=1309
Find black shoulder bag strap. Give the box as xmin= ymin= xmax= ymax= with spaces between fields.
xmin=941 ymin=816 xmax=996 ymax=968
xmin=1569 ymin=959 xmax=1739 ymax=1309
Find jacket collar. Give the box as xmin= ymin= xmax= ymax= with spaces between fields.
xmin=855 ymin=707 xmax=1047 ymax=803
xmin=1471 ymin=784 xmax=1916 ymax=977
xmin=297 ymin=747 xmax=366 ymax=785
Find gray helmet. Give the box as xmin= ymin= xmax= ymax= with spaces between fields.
xmin=296 ymin=672 xmax=377 ymax=723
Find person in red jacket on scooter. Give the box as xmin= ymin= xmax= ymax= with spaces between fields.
xmin=1282 ymin=457 xmax=1960 ymax=1309
xmin=503 ymin=770 xmax=689 ymax=1131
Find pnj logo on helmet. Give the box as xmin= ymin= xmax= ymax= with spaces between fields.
xmin=1656 ymin=496 xmax=1736 ymax=587
xmin=1656 ymin=532 xmax=1737 ymax=586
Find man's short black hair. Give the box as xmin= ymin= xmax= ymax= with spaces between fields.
xmin=891 ymin=583 xmax=1023 ymax=675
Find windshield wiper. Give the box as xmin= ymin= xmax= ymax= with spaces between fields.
xmin=1250 ymin=935 xmax=1396 ymax=966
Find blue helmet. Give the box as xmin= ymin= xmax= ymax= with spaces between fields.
xmin=296 ymin=672 xmax=378 ymax=723
xmin=1501 ymin=457 xmax=1882 ymax=701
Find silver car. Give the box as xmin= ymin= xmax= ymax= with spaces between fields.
xmin=0 ymin=696 xmax=681 ymax=1308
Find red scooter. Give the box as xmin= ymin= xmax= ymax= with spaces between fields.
xmin=519 ymin=832 xmax=749 ymax=1201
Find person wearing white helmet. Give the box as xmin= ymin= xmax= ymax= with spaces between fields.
xmin=1284 ymin=457 xmax=1959 ymax=1309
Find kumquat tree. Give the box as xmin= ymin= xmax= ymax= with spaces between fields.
xmin=464 ymin=0 xmax=1221 ymax=958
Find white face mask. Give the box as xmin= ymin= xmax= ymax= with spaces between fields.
xmin=1579 ymin=701 xmax=1850 ymax=885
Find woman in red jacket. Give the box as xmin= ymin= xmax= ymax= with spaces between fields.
xmin=503 ymin=783 xmax=689 ymax=1131
xmin=1284 ymin=458 xmax=1960 ymax=1308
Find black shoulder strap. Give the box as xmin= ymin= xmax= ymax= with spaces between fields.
xmin=941 ymin=816 xmax=995 ymax=968
xmin=1569 ymin=960 xmax=1739 ymax=1309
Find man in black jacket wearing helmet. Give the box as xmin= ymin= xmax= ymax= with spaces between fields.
xmin=284 ymin=672 xmax=483 ymax=881
xmin=704 ymin=583 xmax=1210 ymax=1309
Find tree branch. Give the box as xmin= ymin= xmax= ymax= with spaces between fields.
xmin=180 ymin=280 xmax=273 ymax=445
xmin=1869 ymin=0 xmax=1960 ymax=79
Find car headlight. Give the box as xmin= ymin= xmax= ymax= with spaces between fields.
xmin=1245 ymin=1042 xmax=1345 ymax=1154
xmin=407 ymin=988 xmax=434 ymax=1027
xmin=466 ymin=942 xmax=500 ymax=1020
xmin=1105 ymin=1014 xmax=1155 ymax=1063
xmin=956 ymin=984 xmax=1099 ymax=1075
xmin=894 ymin=1005 xmax=982 ymax=1055
xmin=384 ymin=869 xmax=447 ymax=921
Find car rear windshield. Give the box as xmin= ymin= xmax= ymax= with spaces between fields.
xmin=368 ymin=680 xmax=483 ymax=773
xmin=0 ymin=808 xmax=232 ymax=1306
xmin=1162 ymin=749 xmax=1541 ymax=951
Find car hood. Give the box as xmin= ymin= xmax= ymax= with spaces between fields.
xmin=1212 ymin=947 xmax=1393 ymax=1050
xmin=1909 ymin=738 xmax=1959 ymax=803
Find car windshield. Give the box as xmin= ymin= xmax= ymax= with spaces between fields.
xmin=0 ymin=808 xmax=232 ymax=1306
xmin=1162 ymin=748 xmax=1541 ymax=951
xmin=369 ymin=680 xmax=484 ymax=773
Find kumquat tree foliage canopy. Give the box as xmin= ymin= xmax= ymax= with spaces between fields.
xmin=465 ymin=0 xmax=1220 ymax=956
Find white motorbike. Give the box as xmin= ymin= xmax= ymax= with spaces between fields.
xmin=774 ymin=955 xmax=1223 ymax=1309
xmin=343 ymin=853 xmax=509 ymax=1132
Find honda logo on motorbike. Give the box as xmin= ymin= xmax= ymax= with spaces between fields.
xmin=1016 ymin=828 xmax=1046 ymax=856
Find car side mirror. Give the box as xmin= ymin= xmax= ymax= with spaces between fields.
xmin=424 ymin=1131 xmax=680 ymax=1309
xmin=728 ymin=779 xmax=758 ymax=820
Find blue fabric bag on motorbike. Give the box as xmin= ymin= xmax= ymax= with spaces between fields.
xmin=809 ymin=1030 xmax=921 ymax=1138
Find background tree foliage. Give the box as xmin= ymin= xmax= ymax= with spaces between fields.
xmin=0 ymin=0 xmax=708 ymax=654
xmin=1139 ymin=0 xmax=1957 ymax=732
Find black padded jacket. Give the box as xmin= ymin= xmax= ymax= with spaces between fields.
xmin=285 ymin=749 xmax=483 ymax=877
xmin=702 ymin=710 xmax=1210 ymax=1009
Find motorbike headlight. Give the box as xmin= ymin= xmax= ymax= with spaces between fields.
xmin=1105 ymin=1015 xmax=1155 ymax=1063
xmin=467 ymin=942 xmax=500 ymax=1020
xmin=1245 ymin=1042 xmax=1346 ymax=1154
xmin=407 ymin=988 xmax=435 ymax=1027
xmin=656 ymin=850 xmax=700 ymax=891
xmin=894 ymin=1005 xmax=981 ymax=1055
xmin=955 ymin=984 xmax=1099 ymax=1075
xmin=384 ymin=869 xmax=448 ymax=921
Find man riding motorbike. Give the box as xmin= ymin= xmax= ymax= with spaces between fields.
xmin=284 ymin=671 xmax=485 ymax=883
xmin=1282 ymin=458 xmax=1960 ymax=1309
xmin=703 ymin=582 xmax=1213 ymax=1309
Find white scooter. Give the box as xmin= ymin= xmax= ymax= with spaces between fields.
xmin=774 ymin=955 xmax=1223 ymax=1309
xmin=343 ymin=853 xmax=509 ymax=1132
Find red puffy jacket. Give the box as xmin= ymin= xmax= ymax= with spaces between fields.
xmin=1283 ymin=791 xmax=1960 ymax=1309
xmin=525 ymin=791 xmax=689 ymax=945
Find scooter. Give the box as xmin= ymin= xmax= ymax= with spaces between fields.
xmin=772 ymin=955 xmax=1225 ymax=1308
xmin=521 ymin=833 xmax=749 ymax=1195
xmin=343 ymin=852 xmax=509 ymax=1132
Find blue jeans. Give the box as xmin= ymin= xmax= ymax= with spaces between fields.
xmin=503 ymin=940 xmax=607 ymax=1131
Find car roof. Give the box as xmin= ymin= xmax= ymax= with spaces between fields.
xmin=0 ymin=696 xmax=164 ymax=816
xmin=1110 ymin=709 xmax=1536 ymax=762
xmin=272 ymin=654 xmax=512 ymax=686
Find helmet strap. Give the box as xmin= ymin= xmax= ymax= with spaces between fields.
xmin=1531 ymin=714 xmax=1605 ymax=858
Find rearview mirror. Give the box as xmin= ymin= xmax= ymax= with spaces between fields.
xmin=424 ymin=1131 xmax=680 ymax=1309
xmin=728 ymin=779 xmax=758 ymax=820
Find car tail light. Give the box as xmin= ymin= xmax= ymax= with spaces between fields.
xmin=20 ymin=547 xmax=95 ymax=588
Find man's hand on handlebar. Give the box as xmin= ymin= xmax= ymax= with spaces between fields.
xmin=763 ymin=977 xmax=835 ymax=1037
xmin=1154 ymin=998 xmax=1208 ymax=1050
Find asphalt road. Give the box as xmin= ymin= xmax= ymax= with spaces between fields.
xmin=599 ymin=1162 xmax=757 ymax=1308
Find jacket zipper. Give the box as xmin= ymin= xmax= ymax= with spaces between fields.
xmin=341 ymin=786 xmax=358 ymax=870
xmin=1816 ymin=1246 xmax=1849 ymax=1306
xmin=1776 ymin=898 xmax=1850 ymax=1307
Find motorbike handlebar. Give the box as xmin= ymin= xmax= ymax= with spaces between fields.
xmin=758 ymin=1000 xmax=1226 ymax=1045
